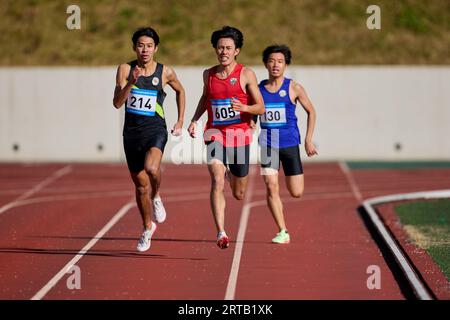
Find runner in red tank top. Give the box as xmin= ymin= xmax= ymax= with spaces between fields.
xmin=188 ymin=26 xmax=265 ymax=249
xmin=204 ymin=63 xmax=253 ymax=147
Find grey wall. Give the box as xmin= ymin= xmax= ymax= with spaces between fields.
xmin=1 ymin=66 xmax=449 ymax=163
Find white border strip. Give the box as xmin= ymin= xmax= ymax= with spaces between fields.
xmin=363 ymin=189 xmax=450 ymax=300
xmin=339 ymin=161 xmax=363 ymax=202
xmin=31 ymin=200 xmax=135 ymax=300
xmin=224 ymin=167 xmax=255 ymax=300
xmin=0 ymin=165 xmax=72 ymax=215
xmin=30 ymin=193 xmax=214 ymax=300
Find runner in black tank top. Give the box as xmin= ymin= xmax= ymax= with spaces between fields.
xmin=123 ymin=60 xmax=168 ymax=174
xmin=124 ymin=60 xmax=167 ymax=138
xmin=113 ymin=27 xmax=186 ymax=253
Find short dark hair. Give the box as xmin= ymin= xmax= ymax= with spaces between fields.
xmin=262 ymin=45 xmax=292 ymax=65
xmin=132 ymin=27 xmax=160 ymax=47
xmin=211 ymin=26 xmax=244 ymax=49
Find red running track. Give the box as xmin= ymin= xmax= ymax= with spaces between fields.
xmin=0 ymin=162 xmax=448 ymax=300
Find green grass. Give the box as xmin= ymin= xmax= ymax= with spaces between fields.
xmin=0 ymin=0 xmax=449 ymax=66
xmin=395 ymin=199 xmax=450 ymax=280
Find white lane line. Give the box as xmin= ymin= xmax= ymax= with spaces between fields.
xmin=224 ymin=164 xmax=368 ymax=300
xmin=224 ymin=190 xmax=359 ymax=300
xmin=31 ymin=200 xmax=136 ymax=300
xmin=225 ymin=167 xmax=255 ymax=300
xmin=4 ymin=191 xmax=132 ymax=209
xmin=29 ymin=193 xmax=214 ymax=300
xmin=38 ymin=185 xmax=210 ymax=195
xmin=0 ymin=165 xmax=72 ymax=215
xmin=2 ymin=191 xmax=213 ymax=213
xmin=338 ymin=161 xmax=363 ymax=202
xmin=3 ymin=190 xmax=355 ymax=222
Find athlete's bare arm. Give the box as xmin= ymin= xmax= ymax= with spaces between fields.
xmin=113 ymin=63 xmax=143 ymax=108
xmin=187 ymin=70 xmax=209 ymax=138
xmin=163 ymin=65 xmax=186 ymax=135
xmin=291 ymin=80 xmax=318 ymax=157
xmin=231 ymin=67 xmax=265 ymax=115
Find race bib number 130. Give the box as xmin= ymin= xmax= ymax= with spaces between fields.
xmin=211 ymin=98 xmax=241 ymax=125
xmin=260 ymin=103 xmax=287 ymax=128
xmin=126 ymin=88 xmax=157 ymax=116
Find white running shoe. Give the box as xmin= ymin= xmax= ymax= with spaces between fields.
xmin=152 ymin=196 xmax=166 ymax=223
xmin=136 ymin=222 xmax=157 ymax=252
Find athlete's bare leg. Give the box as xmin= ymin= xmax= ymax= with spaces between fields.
xmin=263 ymin=169 xmax=287 ymax=231
xmin=144 ymin=147 xmax=164 ymax=199
xmin=130 ymin=170 xmax=152 ymax=230
xmin=208 ymin=161 xmax=227 ymax=233
xmin=285 ymin=174 xmax=304 ymax=198
xmin=130 ymin=147 xmax=164 ymax=230
xmin=229 ymin=174 xmax=248 ymax=200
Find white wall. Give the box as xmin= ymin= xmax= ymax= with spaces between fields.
xmin=1 ymin=66 xmax=449 ymax=163
xmin=0 ymin=67 xmax=123 ymax=162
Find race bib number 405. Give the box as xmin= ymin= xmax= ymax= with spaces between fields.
xmin=126 ymin=88 xmax=157 ymax=116
xmin=260 ymin=103 xmax=287 ymax=128
xmin=211 ymin=98 xmax=241 ymax=126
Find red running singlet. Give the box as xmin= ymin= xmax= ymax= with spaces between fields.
xmin=204 ymin=63 xmax=253 ymax=147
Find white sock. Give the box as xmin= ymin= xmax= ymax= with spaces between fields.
xmin=218 ymin=231 xmax=227 ymax=238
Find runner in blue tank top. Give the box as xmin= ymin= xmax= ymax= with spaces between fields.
xmin=257 ymin=45 xmax=318 ymax=244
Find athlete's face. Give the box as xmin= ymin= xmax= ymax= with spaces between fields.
xmin=134 ymin=36 xmax=158 ymax=63
xmin=215 ymin=38 xmax=240 ymax=66
xmin=266 ymin=53 xmax=287 ymax=78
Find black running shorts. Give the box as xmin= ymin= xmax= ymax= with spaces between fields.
xmin=123 ymin=129 xmax=168 ymax=173
xmin=260 ymin=145 xmax=303 ymax=176
xmin=206 ymin=140 xmax=250 ymax=178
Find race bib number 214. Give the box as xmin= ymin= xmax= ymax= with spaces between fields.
xmin=126 ymin=88 xmax=157 ymax=116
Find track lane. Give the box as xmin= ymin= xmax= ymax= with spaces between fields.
xmin=39 ymin=165 xmax=247 ymax=299
xmin=0 ymin=164 xmax=132 ymax=299
xmin=1 ymin=163 xmax=448 ymax=299
xmin=233 ymin=163 xmax=405 ymax=299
